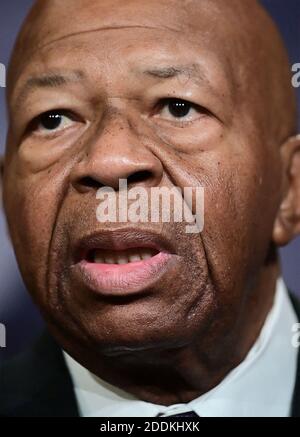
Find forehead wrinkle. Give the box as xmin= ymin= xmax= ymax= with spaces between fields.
xmin=33 ymin=24 xmax=182 ymax=56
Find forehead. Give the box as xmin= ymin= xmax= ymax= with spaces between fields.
xmin=16 ymin=28 xmax=234 ymax=82
xmin=31 ymin=0 xmax=220 ymax=47
xmin=10 ymin=0 xmax=240 ymax=103
xmin=21 ymin=0 xmax=243 ymax=66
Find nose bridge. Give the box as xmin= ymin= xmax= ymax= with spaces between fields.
xmin=72 ymin=111 xmax=163 ymax=191
xmin=90 ymin=114 xmax=140 ymax=165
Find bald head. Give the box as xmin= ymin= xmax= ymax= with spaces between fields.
xmin=6 ymin=0 xmax=297 ymax=142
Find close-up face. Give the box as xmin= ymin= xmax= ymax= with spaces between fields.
xmin=1 ymin=0 xmax=297 ymax=368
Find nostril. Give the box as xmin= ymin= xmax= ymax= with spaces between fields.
xmin=75 ymin=170 xmax=156 ymax=193
xmin=79 ymin=176 xmax=103 ymax=189
xmin=127 ymin=170 xmax=153 ymax=186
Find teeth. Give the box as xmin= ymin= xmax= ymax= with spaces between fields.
xmin=140 ymin=251 xmax=152 ymax=260
xmin=92 ymin=249 xmax=157 ymax=264
xmin=94 ymin=254 xmax=105 ymax=263
xmin=129 ymin=254 xmax=142 ymax=263
xmin=117 ymin=256 xmax=128 ymax=265
xmin=104 ymin=255 xmax=115 ymax=264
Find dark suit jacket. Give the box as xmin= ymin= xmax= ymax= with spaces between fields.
xmin=1 ymin=295 xmax=300 ymax=417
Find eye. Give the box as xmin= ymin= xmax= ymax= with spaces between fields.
xmin=29 ymin=110 xmax=77 ymax=135
xmin=157 ymin=98 xmax=204 ymax=122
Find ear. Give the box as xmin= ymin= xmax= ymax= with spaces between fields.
xmin=273 ymin=134 xmax=300 ymax=246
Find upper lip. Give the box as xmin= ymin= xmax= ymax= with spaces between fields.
xmin=72 ymin=227 xmax=176 ymax=262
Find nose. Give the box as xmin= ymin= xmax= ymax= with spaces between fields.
xmin=71 ymin=117 xmax=164 ymax=193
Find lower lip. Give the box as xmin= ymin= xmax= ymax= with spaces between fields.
xmin=75 ymin=251 xmax=175 ymax=296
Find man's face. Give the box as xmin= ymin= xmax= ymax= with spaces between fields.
xmin=2 ymin=0 xmax=284 ymax=358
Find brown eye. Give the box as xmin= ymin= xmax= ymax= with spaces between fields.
xmin=29 ymin=110 xmax=76 ymax=135
xmin=166 ymin=100 xmax=192 ymax=118
xmin=157 ymin=98 xmax=202 ymax=123
xmin=39 ymin=111 xmax=65 ymax=130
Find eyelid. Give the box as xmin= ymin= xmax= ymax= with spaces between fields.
xmin=153 ymin=97 xmax=210 ymax=116
xmin=28 ymin=110 xmax=75 ymax=129
xmin=25 ymin=109 xmax=83 ymax=138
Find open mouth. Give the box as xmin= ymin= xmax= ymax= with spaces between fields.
xmin=72 ymin=230 xmax=177 ymax=297
xmin=87 ymin=247 xmax=159 ymax=264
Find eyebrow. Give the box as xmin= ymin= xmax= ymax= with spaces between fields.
xmin=14 ymin=70 xmax=85 ymax=106
xmin=142 ymin=64 xmax=206 ymax=82
xmin=140 ymin=63 xmax=226 ymax=106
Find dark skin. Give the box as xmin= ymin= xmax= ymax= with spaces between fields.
xmin=2 ymin=0 xmax=300 ymax=405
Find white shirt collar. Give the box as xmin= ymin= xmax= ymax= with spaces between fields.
xmin=63 ymin=278 xmax=298 ymax=417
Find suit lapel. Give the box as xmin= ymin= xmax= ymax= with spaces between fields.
xmin=0 ymin=331 xmax=79 ymax=417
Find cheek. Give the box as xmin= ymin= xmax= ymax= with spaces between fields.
xmin=3 ymin=160 xmax=67 ymax=295
xmin=203 ymin=151 xmax=281 ymax=294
